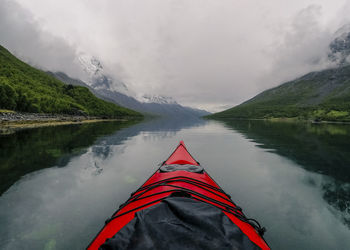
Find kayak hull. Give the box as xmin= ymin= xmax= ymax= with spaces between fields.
xmin=88 ymin=141 xmax=269 ymax=250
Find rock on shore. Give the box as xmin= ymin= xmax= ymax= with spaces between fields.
xmin=0 ymin=111 xmax=88 ymax=123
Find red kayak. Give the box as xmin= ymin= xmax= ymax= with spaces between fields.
xmin=88 ymin=141 xmax=269 ymax=250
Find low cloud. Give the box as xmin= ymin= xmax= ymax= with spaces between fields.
xmin=258 ymin=5 xmax=336 ymax=93
xmin=0 ymin=0 xmax=84 ymax=79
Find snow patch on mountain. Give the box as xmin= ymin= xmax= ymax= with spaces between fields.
xmin=138 ymin=94 xmax=177 ymax=104
xmin=62 ymin=52 xmax=210 ymax=116
xmin=329 ymin=24 xmax=350 ymax=65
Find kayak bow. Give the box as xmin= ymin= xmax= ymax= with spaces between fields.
xmin=88 ymin=141 xmax=269 ymax=250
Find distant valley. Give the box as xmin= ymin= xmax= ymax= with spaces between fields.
xmin=50 ymin=71 xmax=209 ymax=119
xmin=49 ymin=54 xmax=210 ymax=118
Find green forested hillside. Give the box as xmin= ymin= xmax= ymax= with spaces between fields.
xmin=209 ymin=66 xmax=350 ymax=122
xmin=0 ymin=45 xmax=142 ymax=118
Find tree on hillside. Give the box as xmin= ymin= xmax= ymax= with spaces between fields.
xmin=0 ymin=78 xmax=17 ymax=110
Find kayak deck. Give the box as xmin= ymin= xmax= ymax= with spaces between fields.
xmin=88 ymin=141 xmax=269 ymax=250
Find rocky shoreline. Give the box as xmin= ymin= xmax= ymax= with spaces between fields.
xmin=0 ymin=111 xmax=119 ymax=134
xmin=0 ymin=111 xmax=89 ymax=123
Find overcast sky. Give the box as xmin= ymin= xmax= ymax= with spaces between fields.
xmin=1 ymin=0 xmax=350 ymax=112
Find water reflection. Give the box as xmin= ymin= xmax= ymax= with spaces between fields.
xmin=0 ymin=121 xmax=140 ymax=195
xmin=323 ymin=180 xmax=350 ymax=228
xmin=87 ymin=117 xmax=206 ymax=160
xmin=218 ymin=119 xmax=350 ymax=229
xmin=1 ymin=118 xmax=349 ymax=250
xmin=0 ymin=117 xmax=206 ymax=250
xmin=0 ymin=117 xmax=206 ymax=194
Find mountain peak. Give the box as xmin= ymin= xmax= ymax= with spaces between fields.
xmin=77 ymin=53 xmax=103 ymax=77
xmin=76 ymin=52 xmax=129 ymax=94
xmin=329 ymin=24 xmax=350 ymax=65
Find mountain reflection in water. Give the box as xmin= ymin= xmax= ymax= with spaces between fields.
xmin=0 ymin=120 xmax=138 ymax=195
xmin=219 ymin=119 xmax=350 ymax=229
xmin=0 ymin=117 xmax=205 ymax=195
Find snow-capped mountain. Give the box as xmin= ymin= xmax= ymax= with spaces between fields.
xmin=77 ymin=53 xmax=129 ymax=95
xmin=50 ymin=55 xmax=210 ymax=117
xmin=58 ymin=53 xmax=210 ymax=117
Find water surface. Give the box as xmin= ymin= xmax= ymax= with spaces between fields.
xmin=0 ymin=118 xmax=349 ymax=249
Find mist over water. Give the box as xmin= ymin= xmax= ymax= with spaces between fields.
xmin=0 ymin=118 xmax=349 ymax=249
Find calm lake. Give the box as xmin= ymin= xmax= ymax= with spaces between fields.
xmin=1 ymin=118 xmax=350 ymax=250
